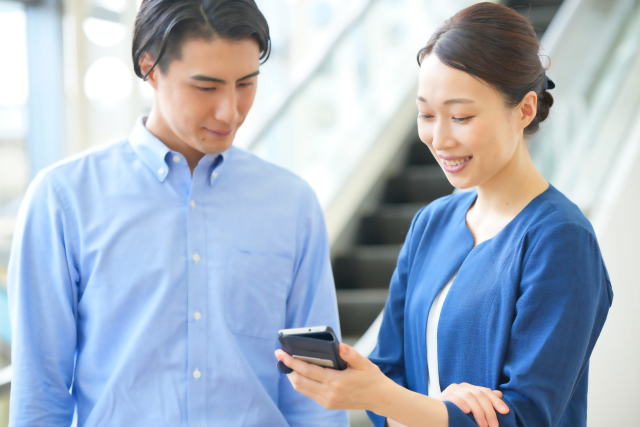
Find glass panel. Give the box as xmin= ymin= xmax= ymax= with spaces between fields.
xmin=249 ymin=0 xmax=478 ymax=207
xmin=0 ymin=1 xmax=29 ymax=207
xmin=530 ymin=0 xmax=640 ymax=212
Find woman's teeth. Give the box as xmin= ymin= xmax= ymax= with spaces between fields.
xmin=442 ymin=156 xmax=471 ymax=166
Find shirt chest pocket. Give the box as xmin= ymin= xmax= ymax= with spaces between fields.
xmin=226 ymin=248 xmax=293 ymax=339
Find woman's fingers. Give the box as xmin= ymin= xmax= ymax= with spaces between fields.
xmin=286 ymin=371 xmax=327 ymax=404
xmin=469 ymin=388 xmax=500 ymax=427
xmin=455 ymin=389 xmax=488 ymax=427
xmin=287 ymin=371 xmax=324 ymax=395
xmin=274 ymin=350 xmax=332 ymax=383
xmin=444 ymin=394 xmax=471 ymax=414
xmin=487 ymin=390 xmax=509 ymax=414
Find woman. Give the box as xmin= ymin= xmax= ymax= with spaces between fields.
xmin=275 ymin=3 xmax=613 ymax=427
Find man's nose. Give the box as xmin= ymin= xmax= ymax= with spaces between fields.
xmin=215 ymin=90 xmax=239 ymax=124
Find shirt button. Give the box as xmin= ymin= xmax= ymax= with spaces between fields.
xmin=173 ymin=155 xmax=181 ymax=163
xmin=193 ymin=369 xmax=201 ymax=379
xmin=194 ymin=311 xmax=201 ymax=321
xmin=211 ymin=171 xmax=218 ymax=180
xmin=190 ymin=200 xmax=196 ymax=209
xmin=158 ymin=168 xmax=165 ymax=175
xmin=193 ymin=253 xmax=201 ymax=263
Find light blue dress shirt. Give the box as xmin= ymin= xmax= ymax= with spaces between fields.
xmin=8 ymin=117 xmax=348 ymax=427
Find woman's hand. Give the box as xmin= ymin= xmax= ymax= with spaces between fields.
xmin=274 ymin=343 xmax=390 ymax=411
xmin=437 ymin=383 xmax=510 ymax=427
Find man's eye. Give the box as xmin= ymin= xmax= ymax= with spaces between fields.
xmin=198 ymin=87 xmax=216 ymax=92
xmin=453 ymin=116 xmax=473 ymax=123
xmin=238 ymin=83 xmax=253 ymax=88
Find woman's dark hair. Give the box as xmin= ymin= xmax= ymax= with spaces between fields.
xmin=132 ymin=0 xmax=271 ymax=80
xmin=417 ymin=2 xmax=553 ymax=135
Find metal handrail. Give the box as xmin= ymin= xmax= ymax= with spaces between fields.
xmin=244 ymin=0 xmax=374 ymax=151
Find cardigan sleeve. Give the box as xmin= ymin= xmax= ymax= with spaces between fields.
xmin=445 ymin=222 xmax=613 ymax=427
xmin=366 ymin=208 xmax=426 ymax=427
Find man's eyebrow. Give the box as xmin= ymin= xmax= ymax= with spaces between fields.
xmin=191 ymin=75 xmax=225 ymax=84
xmin=236 ymin=71 xmax=260 ymax=82
xmin=190 ymin=71 xmax=260 ymax=84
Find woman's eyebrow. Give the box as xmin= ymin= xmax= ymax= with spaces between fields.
xmin=444 ymin=98 xmax=475 ymax=105
xmin=416 ymin=96 xmax=475 ymax=105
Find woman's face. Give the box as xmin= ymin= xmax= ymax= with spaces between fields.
xmin=416 ymin=54 xmax=531 ymax=189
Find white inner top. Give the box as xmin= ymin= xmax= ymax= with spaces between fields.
xmin=426 ymin=273 xmax=456 ymax=398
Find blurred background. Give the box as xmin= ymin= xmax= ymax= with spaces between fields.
xmin=0 ymin=0 xmax=639 ymax=425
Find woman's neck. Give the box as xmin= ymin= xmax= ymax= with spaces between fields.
xmin=466 ymin=138 xmax=549 ymax=246
xmin=475 ymin=139 xmax=548 ymax=214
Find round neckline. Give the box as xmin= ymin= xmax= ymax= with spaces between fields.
xmin=461 ymin=183 xmax=553 ymax=252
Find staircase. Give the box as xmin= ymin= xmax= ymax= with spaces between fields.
xmin=505 ymin=0 xmax=565 ymax=39
xmin=333 ymin=139 xmax=453 ymax=340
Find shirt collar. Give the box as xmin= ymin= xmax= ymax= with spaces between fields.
xmin=129 ymin=116 xmax=227 ymax=183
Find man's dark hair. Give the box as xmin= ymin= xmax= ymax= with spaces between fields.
xmin=132 ymin=0 xmax=271 ymax=80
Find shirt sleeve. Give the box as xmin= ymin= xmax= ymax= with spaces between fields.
xmin=445 ymin=222 xmax=613 ymax=427
xmin=366 ymin=208 xmax=424 ymax=427
xmin=277 ymin=184 xmax=348 ymax=427
xmin=8 ymin=171 xmax=79 ymax=427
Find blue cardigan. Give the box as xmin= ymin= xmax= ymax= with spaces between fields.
xmin=367 ymin=186 xmax=613 ymax=427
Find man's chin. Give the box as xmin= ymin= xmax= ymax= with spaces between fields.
xmin=195 ymin=137 xmax=234 ymax=155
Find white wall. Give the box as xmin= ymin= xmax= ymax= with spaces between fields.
xmin=587 ymin=111 xmax=640 ymax=426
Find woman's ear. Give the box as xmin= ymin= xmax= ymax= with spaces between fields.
xmin=139 ymin=53 xmax=159 ymax=89
xmin=518 ymin=91 xmax=538 ymax=131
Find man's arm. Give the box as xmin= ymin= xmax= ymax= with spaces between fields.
xmin=277 ymin=184 xmax=349 ymax=426
xmin=8 ymin=172 xmax=79 ymax=426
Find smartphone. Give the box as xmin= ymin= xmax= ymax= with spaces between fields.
xmin=277 ymin=326 xmax=347 ymax=374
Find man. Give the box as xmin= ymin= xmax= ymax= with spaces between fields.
xmin=8 ymin=1 xmax=347 ymax=426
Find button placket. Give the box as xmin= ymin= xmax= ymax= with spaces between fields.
xmin=185 ymin=172 xmax=208 ymax=426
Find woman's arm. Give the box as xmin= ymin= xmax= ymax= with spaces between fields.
xmin=276 ymin=345 xmax=508 ymax=427
xmin=275 ymin=345 xmax=449 ymax=427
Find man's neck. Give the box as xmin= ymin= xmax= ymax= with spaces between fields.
xmin=145 ymin=110 xmax=205 ymax=174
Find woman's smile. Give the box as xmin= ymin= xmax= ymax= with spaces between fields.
xmin=439 ymin=154 xmax=473 ymax=173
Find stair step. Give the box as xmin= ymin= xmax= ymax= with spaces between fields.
xmin=359 ymin=203 xmax=424 ymax=245
xmin=333 ymin=244 xmax=402 ymax=289
xmin=506 ymin=0 xmax=563 ymax=7
xmin=337 ymin=289 xmax=388 ymax=337
xmin=406 ymin=140 xmax=438 ymax=166
xmin=384 ymin=165 xmax=453 ymax=204
xmin=514 ymin=5 xmax=561 ymax=32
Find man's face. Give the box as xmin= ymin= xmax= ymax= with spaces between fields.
xmin=147 ymin=37 xmax=260 ymax=155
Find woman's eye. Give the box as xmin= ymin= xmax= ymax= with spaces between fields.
xmin=453 ymin=116 xmax=473 ymax=123
xmin=418 ymin=114 xmax=434 ymax=121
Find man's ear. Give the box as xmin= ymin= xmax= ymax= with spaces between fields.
xmin=518 ymin=91 xmax=538 ymax=131
xmin=139 ymin=53 xmax=159 ymax=89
